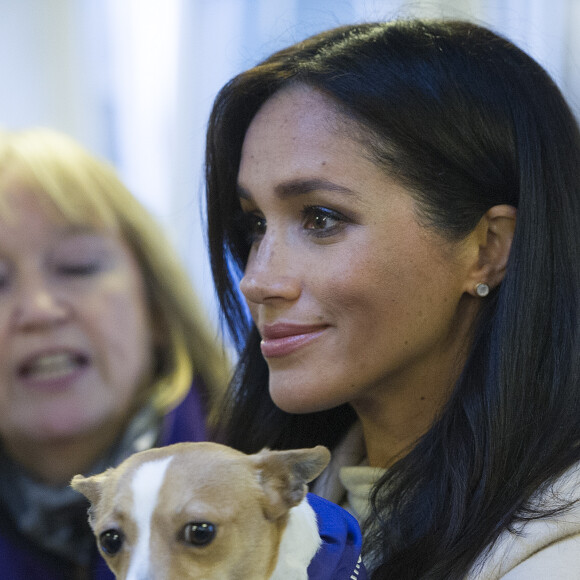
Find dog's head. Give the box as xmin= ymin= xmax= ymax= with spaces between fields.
xmin=71 ymin=442 xmax=330 ymax=579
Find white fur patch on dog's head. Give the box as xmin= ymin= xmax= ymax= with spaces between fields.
xmin=71 ymin=442 xmax=330 ymax=579
xmin=126 ymin=456 xmax=173 ymax=579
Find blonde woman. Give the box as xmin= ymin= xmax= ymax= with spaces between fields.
xmin=0 ymin=128 xmax=229 ymax=579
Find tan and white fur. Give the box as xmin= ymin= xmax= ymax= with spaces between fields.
xmin=71 ymin=442 xmax=330 ymax=580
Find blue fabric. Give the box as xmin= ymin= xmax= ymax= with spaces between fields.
xmin=0 ymin=381 xmax=207 ymax=580
xmin=307 ymin=493 xmax=368 ymax=579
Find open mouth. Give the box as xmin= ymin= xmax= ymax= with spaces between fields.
xmin=19 ymin=352 xmax=89 ymax=382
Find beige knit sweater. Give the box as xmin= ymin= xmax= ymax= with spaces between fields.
xmin=311 ymin=423 xmax=580 ymax=579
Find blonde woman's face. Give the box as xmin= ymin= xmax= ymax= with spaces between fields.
xmin=0 ymin=187 xmax=154 ymax=452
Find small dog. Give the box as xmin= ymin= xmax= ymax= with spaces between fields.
xmin=71 ymin=442 xmax=331 ymax=579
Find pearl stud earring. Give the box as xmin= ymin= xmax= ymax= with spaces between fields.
xmin=475 ymin=283 xmax=490 ymax=297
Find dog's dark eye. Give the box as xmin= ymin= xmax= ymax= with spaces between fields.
xmin=182 ymin=522 xmax=216 ymax=546
xmin=99 ymin=529 xmax=124 ymax=555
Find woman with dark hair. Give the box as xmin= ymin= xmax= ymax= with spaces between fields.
xmin=205 ymin=19 xmax=580 ymax=579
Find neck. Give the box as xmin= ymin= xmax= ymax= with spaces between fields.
xmin=3 ymin=420 xmax=131 ymax=486
xmin=354 ymin=378 xmax=452 ymax=468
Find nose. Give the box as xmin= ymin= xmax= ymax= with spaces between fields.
xmin=13 ymin=276 xmax=69 ymax=331
xmin=239 ymin=234 xmax=301 ymax=305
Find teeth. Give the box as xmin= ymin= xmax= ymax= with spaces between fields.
xmin=22 ymin=353 xmax=81 ymax=380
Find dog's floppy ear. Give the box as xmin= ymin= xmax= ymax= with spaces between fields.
xmin=251 ymin=445 xmax=331 ymax=520
xmin=70 ymin=471 xmax=111 ymax=507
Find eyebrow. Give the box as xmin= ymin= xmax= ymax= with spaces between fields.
xmin=51 ymin=225 xmax=105 ymax=240
xmin=61 ymin=224 xmax=98 ymax=234
xmin=237 ymin=178 xmax=361 ymax=201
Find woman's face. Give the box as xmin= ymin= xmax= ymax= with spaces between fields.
xmin=0 ymin=187 xmax=153 ymax=449
xmin=237 ymin=85 xmax=479 ymax=415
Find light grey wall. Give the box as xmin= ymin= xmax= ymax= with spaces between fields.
xmin=1 ymin=0 xmax=578 ymax=336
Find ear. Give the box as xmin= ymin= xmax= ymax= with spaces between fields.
xmin=70 ymin=471 xmax=111 ymax=508
xmin=251 ymin=446 xmax=331 ymax=520
xmin=463 ymin=204 xmax=516 ymax=296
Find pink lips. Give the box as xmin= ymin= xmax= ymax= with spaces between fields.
xmin=259 ymin=323 xmax=327 ymax=358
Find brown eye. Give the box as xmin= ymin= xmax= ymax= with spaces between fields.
xmin=99 ymin=529 xmax=124 ymax=555
xmin=301 ymin=205 xmax=346 ymax=237
xmin=182 ymin=522 xmax=216 ymax=546
xmin=242 ymin=213 xmax=267 ymax=244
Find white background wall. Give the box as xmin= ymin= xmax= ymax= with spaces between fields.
xmin=1 ymin=0 xmax=579 ymax=337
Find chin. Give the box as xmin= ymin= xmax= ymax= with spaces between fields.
xmin=31 ymin=408 xmax=110 ymax=440
xmin=269 ymin=384 xmax=340 ymax=415
xmin=32 ymin=421 xmax=94 ymax=441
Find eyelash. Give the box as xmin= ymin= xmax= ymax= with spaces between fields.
xmin=237 ymin=213 xmax=266 ymax=245
xmin=238 ymin=205 xmax=347 ymax=243
xmin=0 ymin=263 xmax=100 ymax=294
xmin=301 ymin=205 xmax=346 ymax=237
xmin=56 ymin=263 xmax=101 ymax=276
